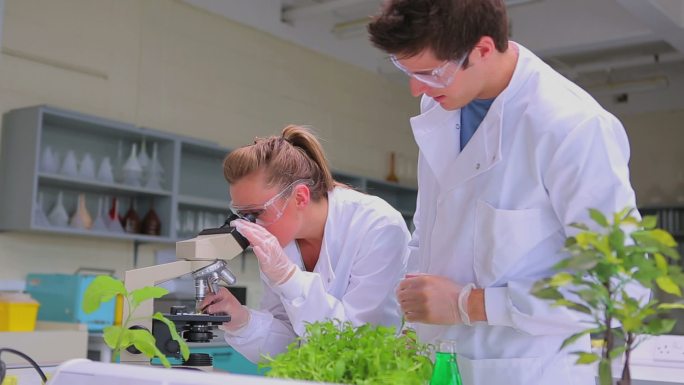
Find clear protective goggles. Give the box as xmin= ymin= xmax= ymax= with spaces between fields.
xmin=229 ymin=179 xmax=313 ymax=226
xmin=390 ymin=52 xmax=468 ymax=88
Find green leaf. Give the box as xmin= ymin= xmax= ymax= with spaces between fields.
xmin=556 ymin=299 xmax=592 ymax=315
xmin=560 ymin=330 xmax=591 ymax=350
xmin=102 ymin=325 xmax=124 ymax=349
xmin=656 ymin=276 xmax=682 ymax=296
xmin=569 ymin=223 xmax=590 ymax=231
xmin=574 ymin=352 xmax=600 ymax=365
xmin=658 ymin=303 xmax=684 ymax=310
xmin=82 ymin=275 xmax=126 ymax=314
xmin=129 ymin=330 xmax=171 ymax=368
xmin=556 ymin=253 xmax=599 ymax=271
xmin=608 ymin=229 xmax=625 ymax=255
xmin=549 ymin=272 xmax=574 ymax=287
xmin=153 ymin=312 xmax=190 ymax=360
xmin=532 ymin=287 xmax=563 ymax=301
xmin=649 ymin=229 xmax=678 ymax=248
xmin=589 ymin=209 xmax=609 ymax=227
xmin=654 ymin=253 xmax=669 ymax=274
xmin=621 ymin=317 xmax=642 ymax=332
xmin=644 ymin=318 xmax=676 ymax=335
xmin=641 ymin=215 xmax=657 ymax=230
xmin=130 ymin=286 xmax=169 ymax=309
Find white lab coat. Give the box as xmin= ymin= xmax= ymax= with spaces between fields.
xmin=409 ymin=43 xmax=640 ymax=385
xmin=224 ymin=187 xmax=410 ymax=363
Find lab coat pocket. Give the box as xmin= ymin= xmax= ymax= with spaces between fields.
xmin=457 ymin=355 xmax=542 ymax=385
xmin=473 ymin=200 xmax=560 ymax=286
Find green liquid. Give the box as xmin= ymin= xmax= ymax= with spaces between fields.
xmin=430 ymin=352 xmax=463 ymax=385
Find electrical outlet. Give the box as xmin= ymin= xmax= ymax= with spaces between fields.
xmin=653 ymin=335 xmax=684 ymax=363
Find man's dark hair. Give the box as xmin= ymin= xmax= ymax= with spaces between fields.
xmin=368 ymin=0 xmax=509 ymax=61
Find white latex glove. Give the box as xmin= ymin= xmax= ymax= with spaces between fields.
xmin=397 ymin=275 xmax=474 ymax=325
xmin=200 ymin=287 xmax=250 ymax=332
xmin=232 ymin=219 xmax=297 ymax=285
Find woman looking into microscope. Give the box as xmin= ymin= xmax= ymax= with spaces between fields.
xmin=200 ymin=124 xmax=409 ymax=363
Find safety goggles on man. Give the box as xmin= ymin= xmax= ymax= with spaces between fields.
xmin=390 ymin=52 xmax=469 ymax=88
xmin=229 ymin=179 xmax=313 ymax=226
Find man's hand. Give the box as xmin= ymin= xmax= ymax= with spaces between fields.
xmin=397 ymin=275 xmax=466 ymax=324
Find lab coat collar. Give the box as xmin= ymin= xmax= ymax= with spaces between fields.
xmin=410 ymin=41 xmax=531 ymax=192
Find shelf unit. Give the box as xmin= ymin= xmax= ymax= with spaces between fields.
xmin=0 ymin=106 xmax=176 ymax=242
xmin=0 ymin=105 xmax=418 ymax=243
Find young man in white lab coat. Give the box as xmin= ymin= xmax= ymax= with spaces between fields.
xmin=369 ymin=1 xmax=641 ymax=384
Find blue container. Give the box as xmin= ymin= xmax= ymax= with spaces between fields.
xmin=25 ymin=273 xmax=115 ymax=331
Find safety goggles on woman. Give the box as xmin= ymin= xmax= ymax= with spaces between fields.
xmin=390 ymin=52 xmax=469 ymax=88
xmin=229 ymin=179 xmax=313 ymax=226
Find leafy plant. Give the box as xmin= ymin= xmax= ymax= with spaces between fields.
xmin=532 ymin=208 xmax=684 ymax=385
xmin=260 ymin=320 xmax=433 ymax=385
xmin=82 ymin=275 xmax=189 ymax=367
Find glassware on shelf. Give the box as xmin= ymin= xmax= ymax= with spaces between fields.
xmin=122 ymin=143 xmax=143 ymax=187
xmin=60 ymin=150 xmax=79 ymax=178
xmin=138 ymin=139 xmax=150 ymax=173
xmin=204 ymin=211 xmax=216 ymax=228
xmin=48 ymin=191 xmax=69 ymax=227
xmin=40 ymin=146 xmax=60 ymax=174
xmin=78 ymin=153 xmax=96 ymax=180
xmin=91 ymin=197 xmax=109 ymax=232
xmin=144 ymin=142 xmax=165 ymax=190
xmin=70 ymin=193 xmax=93 ymax=230
xmin=122 ymin=198 xmax=141 ymax=234
xmin=182 ymin=210 xmax=195 ymax=235
xmin=141 ymin=200 xmax=161 ymax=236
xmin=151 ymin=142 xmax=165 ymax=175
xmin=107 ymin=196 xmax=125 ymax=233
xmin=96 ymin=156 xmax=115 ymax=184
xmin=430 ymin=340 xmax=463 ymax=385
xmin=114 ymin=140 xmax=124 ymax=183
xmin=196 ymin=211 xmax=205 ymax=232
xmin=33 ymin=192 xmax=51 ymax=227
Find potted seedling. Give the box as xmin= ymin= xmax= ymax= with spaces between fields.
xmin=532 ymin=208 xmax=684 ymax=385
xmin=260 ymin=320 xmax=433 ymax=384
xmin=82 ymin=275 xmax=189 ymax=367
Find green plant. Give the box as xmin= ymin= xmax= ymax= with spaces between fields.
xmin=82 ymin=275 xmax=189 ymax=367
xmin=260 ymin=320 xmax=433 ymax=385
xmin=532 ymin=208 xmax=684 ymax=385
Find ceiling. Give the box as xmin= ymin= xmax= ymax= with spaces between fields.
xmin=183 ymin=0 xmax=684 ymax=94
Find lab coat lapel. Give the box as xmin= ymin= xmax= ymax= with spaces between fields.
xmin=411 ymin=100 xmax=503 ymax=193
xmin=410 ymin=103 xmax=461 ymax=182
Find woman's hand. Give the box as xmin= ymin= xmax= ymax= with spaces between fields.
xmin=200 ymin=287 xmax=250 ymax=332
xmin=232 ymin=219 xmax=297 ymax=285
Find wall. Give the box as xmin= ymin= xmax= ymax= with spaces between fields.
xmin=0 ymin=0 xmax=419 ymax=305
xmin=621 ymin=109 xmax=684 ymax=206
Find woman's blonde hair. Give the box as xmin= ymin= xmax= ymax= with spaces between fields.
xmin=223 ymin=125 xmax=339 ymax=200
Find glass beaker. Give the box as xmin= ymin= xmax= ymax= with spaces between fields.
xmin=430 ymin=339 xmax=462 ymax=385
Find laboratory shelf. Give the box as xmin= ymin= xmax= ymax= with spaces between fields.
xmin=39 ymin=173 xmax=173 ymax=197
xmin=0 ymin=104 xmax=417 ymax=244
xmin=30 ymin=225 xmax=175 ymax=243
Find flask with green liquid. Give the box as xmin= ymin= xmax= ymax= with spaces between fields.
xmin=430 ymin=340 xmax=463 ymax=385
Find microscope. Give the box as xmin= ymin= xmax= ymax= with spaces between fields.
xmin=120 ymin=214 xmax=251 ymax=366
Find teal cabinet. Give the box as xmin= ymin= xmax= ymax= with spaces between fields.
xmin=190 ymin=346 xmax=261 ymax=376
